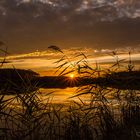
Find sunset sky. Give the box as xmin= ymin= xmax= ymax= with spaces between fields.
xmin=0 ymin=0 xmax=140 ymax=53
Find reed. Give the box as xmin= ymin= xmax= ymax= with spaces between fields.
xmin=0 ymin=46 xmax=139 ymax=140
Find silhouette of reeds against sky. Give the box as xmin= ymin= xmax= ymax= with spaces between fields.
xmin=0 ymin=0 xmax=139 ymax=53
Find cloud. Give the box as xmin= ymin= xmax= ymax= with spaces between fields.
xmin=0 ymin=0 xmax=139 ymax=19
xmin=0 ymin=0 xmax=139 ymax=53
xmin=0 ymin=0 xmax=139 ymax=24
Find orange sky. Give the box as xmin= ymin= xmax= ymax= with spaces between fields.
xmin=2 ymin=48 xmax=140 ymax=76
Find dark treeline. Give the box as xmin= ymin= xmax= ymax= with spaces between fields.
xmin=0 ymin=68 xmax=140 ymax=93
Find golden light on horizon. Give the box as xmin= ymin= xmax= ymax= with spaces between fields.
xmin=70 ymin=74 xmax=74 ymax=78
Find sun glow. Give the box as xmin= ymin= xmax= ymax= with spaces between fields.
xmin=70 ymin=74 xmax=74 ymax=78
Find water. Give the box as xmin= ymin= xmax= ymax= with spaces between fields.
xmin=1 ymin=50 xmax=140 ymax=106
xmin=39 ymin=87 xmax=91 ymax=104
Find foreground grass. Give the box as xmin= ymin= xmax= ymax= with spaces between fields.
xmin=0 ymin=82 xmax=140 ymax=140
xmin=0 ymin=48 xmax=140 ymax=140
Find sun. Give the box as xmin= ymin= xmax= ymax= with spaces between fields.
xmin=70 ymin=74 xmax=74 ymax=78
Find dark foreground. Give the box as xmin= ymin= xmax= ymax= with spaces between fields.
xmin=0 ymin=68 xmax=140 ymax=140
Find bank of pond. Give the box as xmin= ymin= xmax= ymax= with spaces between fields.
xmin=0 ymin=68 xmax=140 ymax=93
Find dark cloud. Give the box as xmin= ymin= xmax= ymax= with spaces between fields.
xmin=0 ymin=0 xmax=139 ymax=53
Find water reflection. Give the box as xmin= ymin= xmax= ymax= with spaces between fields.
xmin=1 ymin=87 xmax=91 ymax=110
xmin=39 ymin=87 xmax=91 ymax=104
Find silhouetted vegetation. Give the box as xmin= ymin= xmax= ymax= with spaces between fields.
xmin=1 ymin=68 xmax=140 ymax=91
xmin=0 ymin=46 xmax=139 ymax=140
xmin=0 ymin=68 xmax=39 ymax=93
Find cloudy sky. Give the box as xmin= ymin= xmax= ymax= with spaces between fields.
xmin=0 ymin=0 xmax=140 ymax=53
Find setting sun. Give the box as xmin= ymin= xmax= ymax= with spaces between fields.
xmin=70 ymin=74 xmax=74 ymax=78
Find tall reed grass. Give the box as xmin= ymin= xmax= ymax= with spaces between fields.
xmin=0 ymin=46 xmax=139 ymax=140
